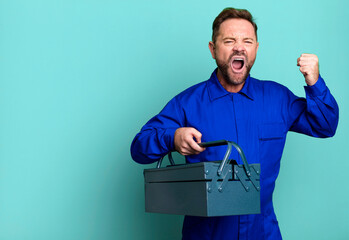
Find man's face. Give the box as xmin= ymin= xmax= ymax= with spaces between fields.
xmin=209 ymin=18 xmax=259 ymax=92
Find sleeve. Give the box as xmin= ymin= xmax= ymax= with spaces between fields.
xmin=130 ymin=97 xmax=183 ymax=164
xmin=286 ymin=75 xmax=339 ymax=137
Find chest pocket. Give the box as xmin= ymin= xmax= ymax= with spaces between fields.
xmin=258 ymin=122 xmax=287 ymax=180
xmin=258 ymin=123 xmax=285 ymax=141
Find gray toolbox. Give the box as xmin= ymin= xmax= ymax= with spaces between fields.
xmin=144 ymin=140 xmax=260 ymax=217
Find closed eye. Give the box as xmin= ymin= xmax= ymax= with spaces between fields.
xmin=224 ymin=41 xmax=237 ymax=46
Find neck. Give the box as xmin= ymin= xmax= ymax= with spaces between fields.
xmin=216 ymin=69 xmax=245 ymax=93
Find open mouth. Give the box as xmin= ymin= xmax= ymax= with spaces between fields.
xmin=231 ymin=58 xmax=245 ymax=72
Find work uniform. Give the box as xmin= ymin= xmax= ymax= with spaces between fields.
xmin=131 ymin=69 xmax=339 ymax=239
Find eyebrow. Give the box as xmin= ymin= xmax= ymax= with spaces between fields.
xmin=222 ymin=36 xmax=256 ymax=41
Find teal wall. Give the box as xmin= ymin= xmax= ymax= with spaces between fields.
xmin=1 ymin=0 xmax=348 ymax=239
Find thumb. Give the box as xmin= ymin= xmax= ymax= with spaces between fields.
xmin=191 ymin=128 xmax=203 ymax=143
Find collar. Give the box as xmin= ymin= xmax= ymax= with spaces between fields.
xmin=207 ymin=69 xmax=255 ymax=101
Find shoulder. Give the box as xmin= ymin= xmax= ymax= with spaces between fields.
xmin=250 ymin=77 xmax=293 ymax=97
xmin=251 ymin=76 xmax=288 ymax=90
xmin=160 ymin=79 xmax=209 ymax=115
xmin=173 ymin=80 xmax=209 ymax=103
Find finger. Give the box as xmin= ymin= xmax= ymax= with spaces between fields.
xmin=180 ymin=143 xmax=202 ymax=155
xmin=299 ymin=54 xmax=318 ymax=63
xmin=185 ymin=135 xmax=205 ymax=153
xmin=191 ymin=129 xmax=206 ymax=151
xmin=298 ymin=60 xmax=310 ymax=67
xmin=187 ymin=140 xmax=205 ymax=153
xmin=174 ymin=127 xmax=205 ymax=155
xmin=191 ymin=129 xmax=202 ymax=143
xmin=298 ymin=59 xmax=317 ymax=69
xmin=299 ymin=67 xmax=308 ymax=77
xmin=301 ymin=53 xmax=310 ymax=57
xmin=178 ymin=142 xmax=194 ymax=155
xmin=299 ymin=57 xmax=316 ymax=64
xmin=179 ymin=136 xmax=204 ymax=155
xmin=300 ymin=65 xmax=316 ymax=73
xmin=297 ymin=56 xmax=302 ymax=66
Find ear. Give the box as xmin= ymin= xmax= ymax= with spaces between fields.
xmin=208 ymin=41 xmax=216 ymax=59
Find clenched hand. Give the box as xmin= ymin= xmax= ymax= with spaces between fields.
xmin=174 ymin=127 xmax=206 ymax=155
xmin=297 ymin=53 xmax=319 ymax=86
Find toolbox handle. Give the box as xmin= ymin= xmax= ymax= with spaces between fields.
xmin=156 ymin=152 xmax=175 ymax=169
xmin=199 ymin=140 xmax=251 ymax=177
xmin=157 ymin=140 xmax=251 ymax=177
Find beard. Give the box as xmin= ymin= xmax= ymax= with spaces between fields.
xmin=216 ymin=50 xmax=253 ymax=86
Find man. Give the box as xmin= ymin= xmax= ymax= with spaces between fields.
xmin=131 ymin=7 xmax=339 ymax=240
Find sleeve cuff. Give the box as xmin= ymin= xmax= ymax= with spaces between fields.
xmin=304 ymin=75 xmax=327 ymax=97
xmin=163 ymin=128 xmax=177 ymax=151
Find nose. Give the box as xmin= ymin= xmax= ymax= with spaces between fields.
xmin=233 ymin=42 xmax=245 ymax=52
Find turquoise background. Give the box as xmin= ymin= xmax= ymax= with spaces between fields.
xmin=1 ymin=0 xmax=348 ymax=239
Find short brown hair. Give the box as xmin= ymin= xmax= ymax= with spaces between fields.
xmin=212 ymin=7 xmax=258 ymax=43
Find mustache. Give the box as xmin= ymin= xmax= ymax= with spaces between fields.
xmin=229 ymin=50 xmax=247 ymax=60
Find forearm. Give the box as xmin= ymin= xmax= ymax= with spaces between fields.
xmin=289 ymin=75 xmax=339 ymax=137
xmin=130 ymin=98 xmax=183 ymax=164
xmin=131 ymin=127 xmax=177 ymax=164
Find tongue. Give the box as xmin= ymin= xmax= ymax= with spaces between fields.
xmin=232 ymin=60 xmax=243 ymax=70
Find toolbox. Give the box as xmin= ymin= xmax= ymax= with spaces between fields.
xmin=143 ymin=140 xmax=261 ymax=217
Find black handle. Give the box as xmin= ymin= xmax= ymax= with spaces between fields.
xmin=198 ymin=140 xmax=230 ymax=148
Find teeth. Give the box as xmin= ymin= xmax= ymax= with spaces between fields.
xmin=235 ymin=58 xmax=244 ymax=61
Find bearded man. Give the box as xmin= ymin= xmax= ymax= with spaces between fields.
xmin=131 ymin=7 xmax=338 ymax=240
